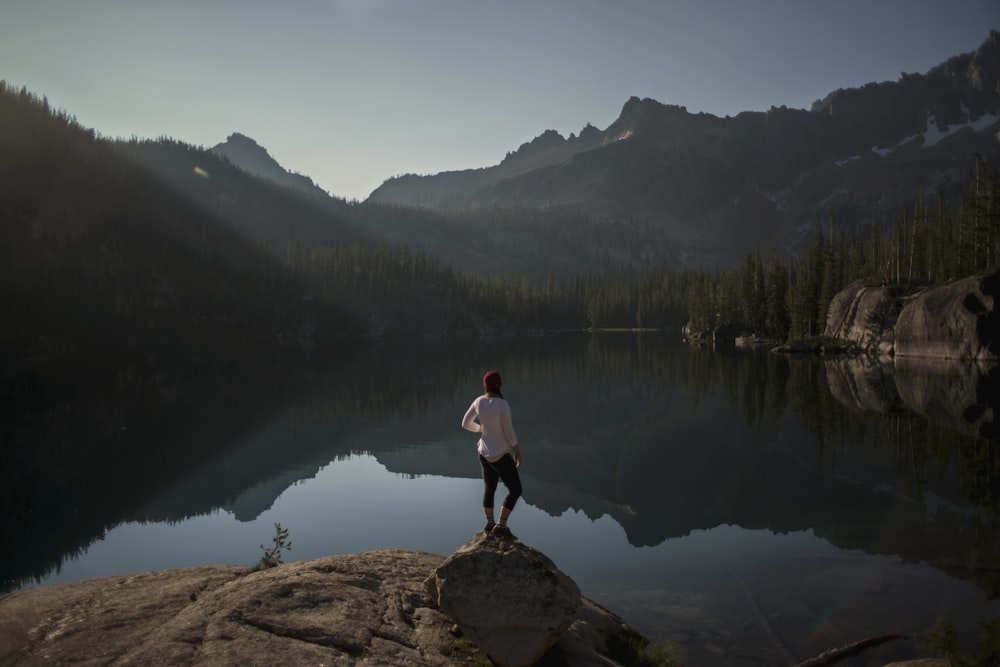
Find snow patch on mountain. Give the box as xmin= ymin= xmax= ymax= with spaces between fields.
xmin=923 ymin=107 xmax=999 ymax=147
xmin=835 ymin=106 xmax=1000 ymax=165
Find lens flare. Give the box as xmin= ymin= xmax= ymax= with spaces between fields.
xmin=193 ymin=166 xmax=210 ymax=178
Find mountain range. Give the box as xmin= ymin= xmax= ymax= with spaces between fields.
xmin=102 ymin=31 xmax=1000 ymax=276
xmin=358 ymin=30 xmax=1000 ymax=267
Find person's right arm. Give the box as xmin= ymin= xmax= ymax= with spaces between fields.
xmin=501 ymin=404 xmax=520 ymax=466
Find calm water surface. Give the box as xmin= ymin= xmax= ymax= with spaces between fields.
xmin=4 ymin=333 xmax=998 ymax=666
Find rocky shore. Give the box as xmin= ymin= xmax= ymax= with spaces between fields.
xmin=0 ymin=534 xmax=646 ymax=667
xmin=0 ymin=532 xmax=953 ymax=667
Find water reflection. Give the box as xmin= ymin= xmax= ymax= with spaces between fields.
xmin=3 ymin=334 xmax=999 ymax=665
xmin=826 ymin=354 xmax=999 ymax=439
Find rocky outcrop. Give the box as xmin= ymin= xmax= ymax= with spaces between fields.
xmin=825 ymin=274 xmax=1000 ymax=362
xmin=0 ymin=547 xmax=643 ymax=667
xmin=824 ymin=279 xmax=907 ymax=355
xmin=824 ymin=274 xmax=1000 ymax=438
xmin=894 ymin=273 xmax=1000 ymax=360
xmin=424 ymin=533 xmax=582 ymax=667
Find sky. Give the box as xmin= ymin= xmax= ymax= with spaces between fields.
xmin=2 ymin=1 xmax=999 ymax=202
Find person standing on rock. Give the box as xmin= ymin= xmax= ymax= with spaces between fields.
xmin=461 ymin=370 xmax=522 ymax=539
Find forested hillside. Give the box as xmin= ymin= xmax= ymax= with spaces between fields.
xmin=3 ymin=79 xmax=999 ymax=366
xmin=126 ymin=136 xmax=686 ymax=282
xmin=0 ymin=83 xmax=366 ymax=362
xmin=0 ymin=82 xmax=691 ymax=360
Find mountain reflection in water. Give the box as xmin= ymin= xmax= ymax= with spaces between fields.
xmin=3 ymin=333 xmax=998 ymax=666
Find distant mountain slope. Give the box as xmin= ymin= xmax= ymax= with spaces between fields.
xmin=129 ymin=135 xmax=683 ymax=281
xmin=118 ymin=136 xmax=366 ymax=252
xmin=369 ymin=31 xmax=1000 ymax=265
xmin=211 ymin=132 xmax=329 ymax=198
xmin=0 ymin=84 xmax=360 ymax=360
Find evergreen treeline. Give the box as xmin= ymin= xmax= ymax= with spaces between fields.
xmin=683 ymin=155 xmax=1000 ymax=341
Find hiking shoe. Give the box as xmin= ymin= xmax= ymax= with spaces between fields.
xmin=491 ymin=524 xmax=516 ymax=540
xmin=483 ymin=521 xmax=496 ymax=535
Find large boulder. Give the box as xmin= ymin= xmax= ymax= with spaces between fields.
xmin=424 ymin=533 xmax=582 ymax=667
xmin=825 ymin=274 xmax=1000 ymax=362
xmin=894 ymin=273 xmax=1000 ymax=360
xmin=824 ymin=279 xmax=906 ymax=355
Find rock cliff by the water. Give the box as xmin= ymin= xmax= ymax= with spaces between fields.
xmin=822 ymin=274 xmax=1000 ymax=442
xmin=894 ymin=273 xmax=1000 ymax=360
xmin=825 ymin=274 xmax=1000 ymax=361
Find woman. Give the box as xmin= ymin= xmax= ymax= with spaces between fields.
xmin=461 ymin=370 xmax=522 ymax=538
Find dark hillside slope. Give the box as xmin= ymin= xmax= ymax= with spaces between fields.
xmin=129 ymin=135 xmax=687 ymax=281
xmin=211 ymin=132 xmax=330 ymax=198
xmin=0 ymin=83 xmax=360 ymax=361
xmin=116 ymin=137 xmax=365 ymax=252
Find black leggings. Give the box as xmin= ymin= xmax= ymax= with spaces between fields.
xmin=480 ymin=453 xmax=522 ymax=511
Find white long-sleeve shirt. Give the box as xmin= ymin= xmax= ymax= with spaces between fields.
xmin=462 ymin=395 xmax=519 ymax=462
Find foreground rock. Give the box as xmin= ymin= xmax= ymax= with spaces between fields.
xmin=425 ymin=532 xmax=583 ymax=667
xmin=0 ymin=547 xmax=642 ymax=666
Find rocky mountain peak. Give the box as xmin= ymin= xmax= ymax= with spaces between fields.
xmin=211 ymin=132 xmax=327 ymax=197
xmin=577 ymin=122 xmax=601 ymax=140
xmin=503 ymin=128 xmax=567 ymax=161
xmin=221 ymin=131 xmax=263 ymax=150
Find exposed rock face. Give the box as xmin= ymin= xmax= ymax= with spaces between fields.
xmin=894 ymin=273 xmax=1000 ymax=360
xmin=424 ymin=533 xmax=582 ymax=667
xmin=823 ymin=274 xmax=1000 ymax=438
xmin=825 ymin=274 xmax=1000 ymax=362
xmin=0 ymin=548 xmax=641 ymax=667
xmin=823 ymin=278 xmax=905 ymax=355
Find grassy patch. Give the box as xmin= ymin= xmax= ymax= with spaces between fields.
xmin=608 ymin=635 xmax=682 ymax=667
xmin=442 ymin=637 xmax=492 ymax=666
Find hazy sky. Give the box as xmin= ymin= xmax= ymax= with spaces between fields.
xmin=2 ymin=1 xmax=998 ymax=201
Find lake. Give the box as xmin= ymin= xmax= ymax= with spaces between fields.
xmin=3 ymin=333 xmax=998 ymax=666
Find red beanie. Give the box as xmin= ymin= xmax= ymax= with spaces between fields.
xmin=483 ymin=370 xmax=502 ymax=389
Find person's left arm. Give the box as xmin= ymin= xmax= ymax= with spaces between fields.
xmin=461 ymin=401 xmax=483 ymax=433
